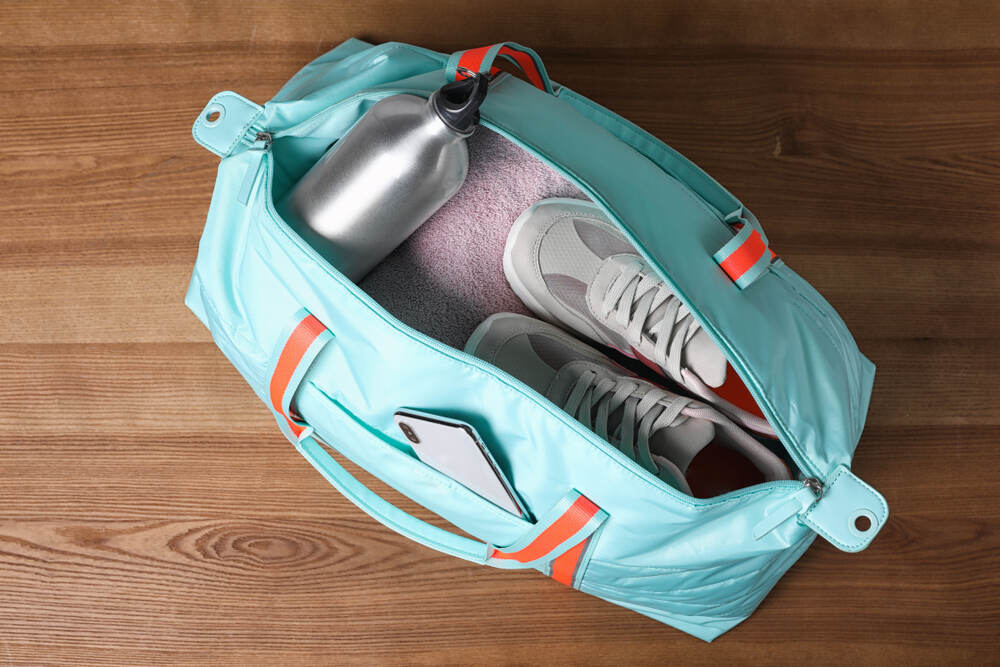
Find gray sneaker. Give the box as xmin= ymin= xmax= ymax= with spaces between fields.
xmin=503 ymin=197 xmax=773 ymax=437
xmin=465 ymin=313 xmax=789 ymax=495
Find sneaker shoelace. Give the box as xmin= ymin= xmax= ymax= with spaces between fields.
xmin=562 ymin=369 xmax=691 ymax=476
xmin=594 ymin=258 xmax=699 ymax=381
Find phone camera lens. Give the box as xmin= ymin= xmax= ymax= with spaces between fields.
xmin=399 ymin=422 xmax=420 ymax=444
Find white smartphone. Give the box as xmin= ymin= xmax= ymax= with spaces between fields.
xmin=393 ymin=410 xmax=529 ymax=519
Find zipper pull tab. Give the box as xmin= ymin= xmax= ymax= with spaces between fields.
xmin=803 ymin=476 xmax=823 ymax=499
xmin=238 ymin=130 xmax=272 ymax=205
xmin=754 ymin=467 xmax=889 ymax=552
xmin=254 ymin=131 xmax=273 ymax=149
xmin=753 ymin=478 xmax=823 ymax=540
xmin=192 ymin=91 xmax=263 ymax=157
xmin=799 ymin=465 xmax=888 ymax=552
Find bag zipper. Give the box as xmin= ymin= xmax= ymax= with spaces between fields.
xmin=752 ymin=477 xmax=824 ymax=539
xmin=476 ymin=119 xmax=825 ymax=482
xmin=238 ymin=130 xmax=272 ymax=205
xmin=239 ymin=98 xmax=826 ymax=513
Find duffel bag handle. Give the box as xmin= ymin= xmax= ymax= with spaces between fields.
xmin=296 ymin=436 xmax=605 ymax=578
xmin=296 ymin=435 xmax=490 ymax=562
xmin=446 ymin=42 xmax=554 ymax=94
xmin=268 ymin=308 xmax=607 ymax=583
xmin=714 ymin=211 xmax=777 ymax=290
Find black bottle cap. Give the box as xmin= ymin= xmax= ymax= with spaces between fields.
xmin=432 ymin=74 xmax=489 ymax=134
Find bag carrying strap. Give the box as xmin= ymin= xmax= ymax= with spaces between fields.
xmin=549 ymin=534 xmax=596 ymax=586
xmin=446 ymin=42 xmax=554 ymax=94
xmin=267 ymin=308 xmax=606 ymax=582
xmin=269 ymin=310 xmax=332 ymax=439
xmin=714 ymin=218 xmax=777 ymax=290
xmin=488 ymin=490 xmax=605 ymax=571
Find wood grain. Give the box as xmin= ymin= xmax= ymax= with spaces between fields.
xmin=1 ymin=1 xmax=999 ymax=664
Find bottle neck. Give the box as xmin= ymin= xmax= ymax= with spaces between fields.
xmin=430 ymin=74 xmax=489 ymax=135
xmin=428 ymin=91 xmax=476 ymax=138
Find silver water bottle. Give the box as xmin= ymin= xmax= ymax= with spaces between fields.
xmin=278 ymin=75 xmax=490 ymax=281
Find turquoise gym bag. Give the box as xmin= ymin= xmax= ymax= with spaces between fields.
xmin=187 ymin=39 xmax=888 ymax=641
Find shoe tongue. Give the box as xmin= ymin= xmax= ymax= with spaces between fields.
xmin=682 ymin=329 xmax=727 ymax=388
xmin=593 ymin=255 xmax=727 ymax=388
xmin=589 ymin=255 xmax=640 ymax=315
xmin=650 ymin=415 xmax=716 ymax=476
xmin=591 ymin=255 xmax=669 ymax=341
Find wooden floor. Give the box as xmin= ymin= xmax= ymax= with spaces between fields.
xmin=2 ymin=1 xmax=999 ymax=664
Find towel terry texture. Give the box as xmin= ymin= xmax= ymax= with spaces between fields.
xmin=360 ymin=127 xmax=587 ymax=349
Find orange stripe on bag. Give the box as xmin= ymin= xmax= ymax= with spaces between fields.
xmin=283 ymin=416 xmax=306 ymax=438
xmin=719 ymin=228 xmax=767 ymax=282
xmin=550 ymin=536 xmax=589 ymax=586
xmin=733 ymin=222 xmax=777 ymax=262
xmin=269 ymin=314 xmax=326 ymax=417
xmin=456 ymin=44 xmax=547 ymax=91
xmin=491 ymin=495 xmax=599 ymax=563
xmin=457 ymin=45 xmax=496 ymax=78
xmin=498 ymin=45 xmax=545 ymax=89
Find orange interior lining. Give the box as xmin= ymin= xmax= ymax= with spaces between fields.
xmin=713 ymin=363 xmax=767 ymax=422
